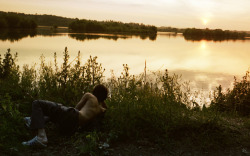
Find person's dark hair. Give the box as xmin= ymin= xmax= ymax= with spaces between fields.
xmin=92 ymin=84 xmax=108 ymax=102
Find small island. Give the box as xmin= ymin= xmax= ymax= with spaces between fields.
xmin=183 ymin=28 xmax=247 ymax=41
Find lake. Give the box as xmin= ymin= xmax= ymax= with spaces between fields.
xmin=0 ymin=27 xmax=249 ymax=103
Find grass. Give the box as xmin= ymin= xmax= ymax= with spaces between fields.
xmin=0 ymin=48 xmax=250 ymax=155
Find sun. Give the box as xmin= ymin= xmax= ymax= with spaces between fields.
xmin=202 ymin=18 xmax=208 ymax=25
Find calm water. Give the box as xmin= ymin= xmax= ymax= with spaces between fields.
xmin=1 ymin=28 xmax=250 ymax=98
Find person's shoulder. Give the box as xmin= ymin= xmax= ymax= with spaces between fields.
xmin=84 ymin=93 xmax=97 ymax=100
xmin=84 ymin=92 xmax=92 ymax=96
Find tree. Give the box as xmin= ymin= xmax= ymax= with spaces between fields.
xmin=5 ymin=14 xmax=21 ymax=28
xmin=0 ymin=18 xmax=7 ymax=28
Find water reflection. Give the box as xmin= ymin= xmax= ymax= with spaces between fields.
xmin=0 ymin=27 xmax=157 ymax=42
xmin=2 ymin=27 xmax=249 ymax=43
xmin=170 ymin=69 xmax=234 ymax=91
xmin=183 ymin=35 xmax=247 ymax=42
xmin=68 ymin=33 xmax=130 ymax=41
xmin=0 ymin=29 xmax=37 ymax=42
xmin=139 ymin=33 xmax=157 ymax=40
xmin=68 ymin=33 xmax=157 ymax=41
xmin=0 ymin=28 xmax=65 ymax=42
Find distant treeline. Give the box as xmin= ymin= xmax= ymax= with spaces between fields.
xmin=69 ymin=19 xmax=157 ymax=34
xmin=183 ymin=28 xmax=247 ymax=41
xmin=0 ymin=11 xmax=75 ymax=27
xmin=0 ymin=11 xmax=157 ymax=34
xmin=157 ymin=26 xmax=185 ymax=33
xmin=0 ymin=12 xmax=37 ymax=29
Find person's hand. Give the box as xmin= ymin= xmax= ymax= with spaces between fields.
xmin=101 ymin=107 xmax=106 ymax=113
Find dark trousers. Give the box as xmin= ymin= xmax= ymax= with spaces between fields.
xmin=30 ymin=100 xmax=79 ymax=134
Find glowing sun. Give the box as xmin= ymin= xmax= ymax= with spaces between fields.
xmin=202 ymin=18 xmax=208 ymax=25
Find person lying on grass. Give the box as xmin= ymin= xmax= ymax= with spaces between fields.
xmin=22 ymin=84 xmax=108 ymax=147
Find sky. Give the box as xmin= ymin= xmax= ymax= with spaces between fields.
xmin=0 ymin=0 xmax=250 ymax=31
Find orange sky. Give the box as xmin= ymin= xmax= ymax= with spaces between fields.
xmin=0 ymin=0 xmax=250 ymax=31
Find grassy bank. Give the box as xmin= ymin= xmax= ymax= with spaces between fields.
xmin=0 ymin=48 xmax=250 ymax=155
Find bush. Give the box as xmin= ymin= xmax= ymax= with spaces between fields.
xmin=211 ymin=70 xmax=250 ymax=115
xmin=0 ymin=94 xmax=28 ymax=155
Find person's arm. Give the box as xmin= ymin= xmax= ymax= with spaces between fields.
xmin=75 ymin=93 xmax=91 ymax=110
xmin=99 ymin=102 xmax=107 ymax=114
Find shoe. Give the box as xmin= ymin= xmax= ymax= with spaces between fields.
xmin=24 ymin=117 xmax=31 ymax=128
xmin=22 ymin=136 xmax=47 ymax=147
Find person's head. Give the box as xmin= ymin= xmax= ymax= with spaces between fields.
xmin=92 ymin=84 xmax=108 ymax=102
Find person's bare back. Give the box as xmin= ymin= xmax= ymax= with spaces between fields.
xmin=76 ymin=93 xmax=107 ymax=126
